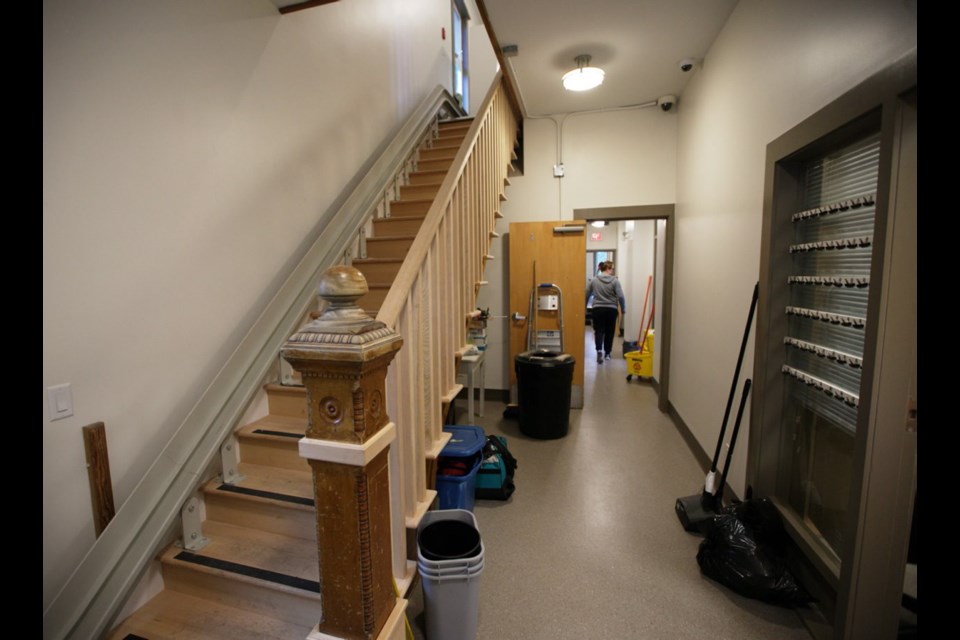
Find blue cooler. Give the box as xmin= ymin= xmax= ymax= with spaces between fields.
xmin=437 ymin=425 xmax=485 ymax=511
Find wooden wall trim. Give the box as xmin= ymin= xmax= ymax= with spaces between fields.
xmin=82 ymin=422 xmax=115 ymax=538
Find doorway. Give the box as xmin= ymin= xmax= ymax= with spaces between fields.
xmin=576 ymin=205 xmax=675 ymax=412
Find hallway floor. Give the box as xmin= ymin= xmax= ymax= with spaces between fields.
xmin=406 ymin=335 xmax=813 ymax=639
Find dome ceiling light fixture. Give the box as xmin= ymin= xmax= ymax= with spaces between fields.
xmin=562 ymin=54 xmax=605 ymax=92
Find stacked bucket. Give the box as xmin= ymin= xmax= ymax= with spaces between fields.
xmin=417 ymin=509 xmax=485 ymax=640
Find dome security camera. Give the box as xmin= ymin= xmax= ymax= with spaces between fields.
xmin=658 ymin=95 xmax=677 ymax=112
xmin=679 ymin=58 xmax=697 ymax=73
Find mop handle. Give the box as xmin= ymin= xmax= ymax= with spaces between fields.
xmin=708 ymin=282 xmax=760 ymax=473
xmin=638 ymin=302 xmax=655 ymax=355
xmin=714 ymin=379 xmax=752 ymax=504
xmin=637 ymin=275 xmax=652 ymax=343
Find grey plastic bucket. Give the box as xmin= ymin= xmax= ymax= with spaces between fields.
xmin=417 ymin=509 xmax=485 ymax=639
xmin=420 ymin=561 xmax=483 ymax=640
xmin=416 ymin=509 xmax=484 ymax=570
xmin=418 ymin=559 xmax=485 ymax=577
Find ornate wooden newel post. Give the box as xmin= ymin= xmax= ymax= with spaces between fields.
xmin=281 ymin=266 xmax=406 ymax=640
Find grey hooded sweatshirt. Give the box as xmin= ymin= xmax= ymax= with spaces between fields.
xmin=586 ymin=274 xmax=625 ymax=310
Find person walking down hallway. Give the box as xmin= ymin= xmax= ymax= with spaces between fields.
xmin=586 ymin=261 xmax=625 ymax=364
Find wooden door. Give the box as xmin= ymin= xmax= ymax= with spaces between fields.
xmin=508 ymin=221 xmax=586 ymax=408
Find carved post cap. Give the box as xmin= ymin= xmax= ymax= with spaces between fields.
xmin=280 ymin=265 xmax=402 ymax=443
xmin=281 ymin=265 xmax=402 ymax=364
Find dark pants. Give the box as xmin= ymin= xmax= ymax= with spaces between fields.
xmin=592 ymin=306 xmax=618 ymax=355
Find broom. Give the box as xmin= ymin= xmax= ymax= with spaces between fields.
xmin=675 ymin=282 xmax=759 ymax=533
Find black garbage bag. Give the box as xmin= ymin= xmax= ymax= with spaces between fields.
xmin=696 ymin=500 xmax=814 ymax=607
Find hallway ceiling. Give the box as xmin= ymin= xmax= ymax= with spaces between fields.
xmin=480 ymin=0 xmax=739 ymax=117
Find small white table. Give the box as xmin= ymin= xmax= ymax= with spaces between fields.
xmin=458 ymin=351 xmax=486 ymax=419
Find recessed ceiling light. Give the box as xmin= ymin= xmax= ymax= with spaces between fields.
xmin=562 ymin=54 xmax=604 ymax=92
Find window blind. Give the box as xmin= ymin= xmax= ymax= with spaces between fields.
xmin=782 ymin=132 xmax=881 ymax=435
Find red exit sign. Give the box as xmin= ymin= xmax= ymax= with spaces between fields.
xmin=591 ymin=232 xmax=602 ymax=241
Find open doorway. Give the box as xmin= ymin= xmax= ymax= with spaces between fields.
xmin=577 ymin=205 xmax=674 ymax=412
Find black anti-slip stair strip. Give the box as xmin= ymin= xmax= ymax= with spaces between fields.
xmin=124 ymin=635 xmax=149 ymax=640
xmin=252 ymin=428 xmax=304 ymax=438
xmin=174 ymin=551 xmax=320 ymax=593
xmin=217 ymin=483 xmax=314 ymax=507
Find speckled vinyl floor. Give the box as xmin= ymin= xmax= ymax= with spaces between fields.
xmin=405 ymin=335 xmax=812 ymax=640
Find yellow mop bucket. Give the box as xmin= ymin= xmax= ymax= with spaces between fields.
xmin=626 ymin=330 xmax=654 ymax=380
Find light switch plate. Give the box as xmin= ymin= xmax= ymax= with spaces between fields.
xmin=48 ymin=383 xmax=74 ymax=421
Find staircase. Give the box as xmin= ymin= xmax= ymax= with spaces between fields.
xmin=108 ymin=120 xmax=483 ymax=639
xmin=354 ymin=119 xmax=472 ymax=316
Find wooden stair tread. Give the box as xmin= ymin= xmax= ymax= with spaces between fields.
xmin=407 ymin=170 xmax=447 ymax=184
xmin=353 ymin=257 xmax=404 ymax=265
xmin=390 ymin=198 xmax=433 ymax=205
xmin=367 ymin=234 xmax=417 ymax=242
xmin=239 ymin=414 xmax=306 ymax=438
xmin=377 ymin=213 xmax=428 ymax=220
xmin=416 ymin=159 xmax=456 ymax=171
xmin=263 ymin=383 xmax=305 ymax=397
xmin=206 ymin=463 xmax=314 ymax=503
xmin=162 ymin=520 xmax=319 ymax=587
xmin=108 ymin=589 xmax=314 ymax=640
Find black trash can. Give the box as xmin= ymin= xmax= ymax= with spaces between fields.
xmin=515 ymin=349 xmax=575 ymax=439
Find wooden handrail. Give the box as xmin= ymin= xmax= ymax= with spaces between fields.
xmin=378 ymin=73 xmax=513 ymax=327
xmin=377 ymin=73 xmax=518 ymax=551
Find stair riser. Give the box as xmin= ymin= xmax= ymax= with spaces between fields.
xmin=399 ymin=184 xmax=439 ymax=200
xmin=419 ymin=147 xmax=458 ymax=162
xmin=374 ymin=216 xmax=426 ymax=235
xmin=438 ymin=122 xmax=471 ymax=134
xmin=237 ymin=437 xmax=309 ymax=472
xmin=205 ymin=493 xmax=316 ymax=541
xmin=365 ymin=238 xmax=415 ymax=260
xmin=416 ymin=158 xmax=454 ymax=172
xmin=266 ymin=387 xmax=307 ymax=418
xmin=162 ymin=563 xmax=321 ymax=629
xmin=358 ymin=287 xmax=390 ymax=310
xmin=388 ymin=199 xmax=431 ymax=216
xmin=425 ymin=141 xmax=461 ymax=152
xmin=436 ymin=128 xmax=467 ymax=139
xmin=107 ymin=591 xmax=312 ymax=640
xmin=353 ymin=261 xmax=402 ymax=283
xmin=407 ymin=172 xmax=446 ymax=186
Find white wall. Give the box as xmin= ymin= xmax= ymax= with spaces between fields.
xmin=465 ymin=0 xmax=500 ymax=116
xmin=672 ymin=0 xmax=917 ymax=498
xmin=478 ymin=108 xmax=677 ymax=390
xmin=42 ymin=0 xmax=496 ymax=610
xmin=616 ymin=220 xmax=656 ymax=346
